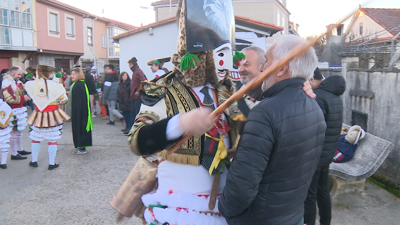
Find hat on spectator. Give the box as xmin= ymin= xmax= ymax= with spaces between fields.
xmin=313 ymin=67 xmax=325 ymax=80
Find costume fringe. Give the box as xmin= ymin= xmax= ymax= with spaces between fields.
xmin=158 ymin=150 xmax=200 ymax=166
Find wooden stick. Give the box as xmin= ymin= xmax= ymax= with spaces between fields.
xmin=166 ymin=11 xmax=356 ymax=155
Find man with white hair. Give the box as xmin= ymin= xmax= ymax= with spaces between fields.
xmin=218 ymin=35 xmax=326 ymax=225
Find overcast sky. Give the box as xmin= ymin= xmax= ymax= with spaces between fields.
xmin=58 ymin=0 xmax=400 ymax=37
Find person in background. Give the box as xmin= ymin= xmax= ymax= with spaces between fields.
xmin=117 ymin=71 xmax=132 ymax=135
xmin=1 ymin=69 xmax=10 ymax=75
xmin=84 ymin=66 xmax=97 ymax=117
xmin=102 ymin=64 xmax=124 ymax=125
xmin=147 ymin=58 xmax=169 ymax=79
xmin=1 ymin=66 xmax=31 ymax=160
xmin=304 ymin=68 xmax=346 ymax=225
xmin=25 ymin=65 xmax=69 ymax=170
xmin=64 ymin=71 xmax=72 ymax=90
xmin=0 ymin=99 xmax=13 ymax=169
xmin=128 ymin=57 xmax=147 ymax=120
xmin=91 ymin=66 xmax=100 ymax=116
xmin=70 ymin=67 xmax=93 ymax=155
xmin=100 ymin=65 xmax=110 ymax=120
xmin=218 ymin=35 xmax=326 ymax=225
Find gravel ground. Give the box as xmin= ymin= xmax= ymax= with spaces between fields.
xmin=1 ymin=112 xmax=400 ymax=225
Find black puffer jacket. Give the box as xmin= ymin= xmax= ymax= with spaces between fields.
xmin=219 ymin=78 xmax=326 ymax=225
xmin=314 ymin=75 xmax=346 ymax=166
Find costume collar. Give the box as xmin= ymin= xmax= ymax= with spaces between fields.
xmin=190 ymin=83 xmax=215 ymax=93
xmin=262 ymin=78 xmax=305 ymax=98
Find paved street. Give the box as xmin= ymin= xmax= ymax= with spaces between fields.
xmin=1 ymin=112 xmax=400 ymax=225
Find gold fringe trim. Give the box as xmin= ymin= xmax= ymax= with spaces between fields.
xmin=157 ymin=150 xmax=200 ymax=166
xmin=27 ymin=110 xmax=38 ymax=126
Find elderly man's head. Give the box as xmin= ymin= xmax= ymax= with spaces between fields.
xmin=261 ymin=35 xmax=318 ymax=92
xmin=238 ymin=46 xmax=266 ymax=85
xmin=10 ymin=66 xmax=23 ymax=81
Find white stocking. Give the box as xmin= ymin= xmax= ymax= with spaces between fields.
xmin=15 ymin=131 xmax=23 ymax=151
xmin=10 ymin=132 xmax=17 ymax=156
xmin=31 ymin=141 xmax=41 ymax=163
xmin=48 ymin=142 xmax=57 ymax=165
xmin=1 ymin=148 xmax=8 ymax=165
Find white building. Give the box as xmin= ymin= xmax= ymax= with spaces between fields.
xmin=113 ymin=16 xmax=282 ymax=81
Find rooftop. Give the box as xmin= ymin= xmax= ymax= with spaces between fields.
xmin=361 ymin=7 xmax=400 ymax=36
xmin=113 ymin=15 xmax=283 ymax=40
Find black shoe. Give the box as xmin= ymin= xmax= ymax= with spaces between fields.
xmin=123 ymin=130 xmax=129 ymax=135
xmin=121 ymin=128 xmax=128 ymax=132
xmin=29 ymin=161 xmax=38 ymax=167
xmin=94 ymin=112 xmax=97 ymax=115
xmin=107 ymin=121 xmax=115 ymax=125
xmin=0 ymin=164 xmax=6 ymax=169
xmin=48 ymin=163 xmax=59 ymax=170
xmin=11 ymin=154 xmax=27 ymax=160
xmin=18 ymin=150 xmax=31 ymax=155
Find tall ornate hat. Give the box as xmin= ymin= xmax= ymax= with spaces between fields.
xmin=147 ymin=57 xmax=171 ymax=66
xmin=172 ymin=0 xmax=235 ymax=87
xmin=26 ymin=65 xmax=58 ymax=80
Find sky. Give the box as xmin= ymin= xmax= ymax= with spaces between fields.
xmin=58 ymin=0 xmax=400 ymax=37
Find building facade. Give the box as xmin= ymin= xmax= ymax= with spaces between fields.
xmin=0 ymin=0 xmax=36 ymax=70
xmin=80 ymin=16 xmax=136 ymax=73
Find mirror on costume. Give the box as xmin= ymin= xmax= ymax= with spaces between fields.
xmin=213 ymin=43 xmax=233 ymax=81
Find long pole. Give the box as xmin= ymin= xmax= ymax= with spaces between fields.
xmin=166 ymin=9 xmax=358 ymax=155
xmin=167 ymin=36 xmax=321 ymax=155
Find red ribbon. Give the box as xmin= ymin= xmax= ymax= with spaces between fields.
xmin=35 ymin=105 xmax=58 ymax=112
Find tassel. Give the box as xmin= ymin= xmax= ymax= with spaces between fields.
xmin=233 ymin=51 xmax=247 ymax=66
xmin=180 ymin=52 xmax=200 ymax=71
xmin=25 ymin=73 xmax=34 ymax=80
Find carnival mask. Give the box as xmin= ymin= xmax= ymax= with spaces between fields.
xmin=213 ymin=43 xmax=233 ymax=81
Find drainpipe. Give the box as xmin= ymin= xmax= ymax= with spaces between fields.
xmin=93 ymin=17 xmax=97 ymax=68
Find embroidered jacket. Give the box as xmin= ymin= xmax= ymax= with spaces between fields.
xmin=128 ymin=71 xmax=244 ymax=168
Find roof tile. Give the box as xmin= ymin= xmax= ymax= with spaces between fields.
xmin=361 ymin=8 xmax=400 ymax=36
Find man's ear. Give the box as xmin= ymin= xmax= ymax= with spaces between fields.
xmin=276 ymin=63 xmax=289 ymax=77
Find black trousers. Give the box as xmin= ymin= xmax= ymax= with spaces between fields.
xmin=304 ymin=165 xmax=332 ymax=225
xmin=130 ymin=98 xmax=142 ymax=120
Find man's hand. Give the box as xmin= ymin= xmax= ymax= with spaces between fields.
xmin=227 ymin=147 xmax=236 ymax=160
xmin=135 ymin=91 xmax=140 ymax=96
xmin=179 ymin=108 xmax=216 ymax=136
xmin=303 ymin=80 xmax=316 ymax=99
xmin=24 ymin=95 xmax=31 ymax=101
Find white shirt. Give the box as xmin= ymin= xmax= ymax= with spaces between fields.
xmin=166 ymin=83 xmax=230 ymax=148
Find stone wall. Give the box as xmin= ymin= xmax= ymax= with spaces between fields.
xmin=325 ymin=55 xmax=400 ymax=187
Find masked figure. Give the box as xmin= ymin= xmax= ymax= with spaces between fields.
xmin=116 ymin=0 xmax=245 ymax=224
xmin=25 ymin=66 xmax=70 ymax=170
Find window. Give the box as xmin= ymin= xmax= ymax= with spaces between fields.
xmin=21 ymin=12 xmax=30 ymax=28
xmin=9 ymin=0 xmax=19 ymax=10
xmin=277 ymin=11 xmax=280 ymax=26
xmin=359 ymin=22 xmax=363 ymax=36
xmin=0 ymin=27 xmax=10 ymax=44
xmin=49 ymin=12 xmax=59 ymax=34
xmin=21 ymin=0 xmax=31 ymax=28
xmin=102 ymin=34 xmax=107 ymax=48
xmin=65 ymin=15 xmax=75 ymax=39
xmin=87 ymin=27 xmax=93 ymax=45
xmin=10 ymin=10 xmax=19 ymax=26
xmin=0 ymin=0 xmax=9 ymax=8
xmin=0 ymin=8 xmax=8 ymax=25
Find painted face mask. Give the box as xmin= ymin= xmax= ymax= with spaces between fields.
xmin=213 ymin=43 xmax=233 ymax=81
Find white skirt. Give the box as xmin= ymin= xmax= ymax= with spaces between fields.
xmin=0 ymin=127 xmax=12 ymax=148
xmin=29 ymin=125 xmax=63 ymax=142
xmin=8 ymin=107 xmax=27 ymax=131
xmin=141 ymin=160 xmax=228 ymax=225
